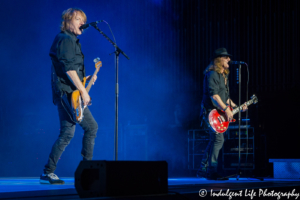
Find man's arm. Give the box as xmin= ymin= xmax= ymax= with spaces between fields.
xmin=57 ymin=37 xmax=91 ymax=106
xmin=66 ymin=70 xmax=90 ymax=106
xmin=211 ymin=95 xmax=228 ymax=110
xmin=211 ymin=94 xmax=233 ymax=121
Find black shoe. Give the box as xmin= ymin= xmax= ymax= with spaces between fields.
xmin=197 ymin=170 xmax=207 ymax=178
xmin=197 ymin=162 xmax=208 ymax=178
xmin=40 ymin=173 xmax=65 ymax=184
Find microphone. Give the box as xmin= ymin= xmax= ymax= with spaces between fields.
xmin=80 ymin=20 xmax=103 ymax=30
xmin=229 ymin=61 xmax=246 ymax=65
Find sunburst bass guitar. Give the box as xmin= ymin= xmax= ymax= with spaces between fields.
xmin=208 ymin=94 xmax=258 ymax=133
xmin=71 ymin=57 xmax=102 ymax=123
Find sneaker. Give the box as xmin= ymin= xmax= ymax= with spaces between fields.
xmin=40 ymin=173 xmax=65 ymax=185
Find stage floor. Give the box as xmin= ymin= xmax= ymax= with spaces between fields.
xmin=1 ymin=177 xmax=300 ymax=200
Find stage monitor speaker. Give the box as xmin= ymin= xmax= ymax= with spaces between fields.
xmin=75 ymin=160 xmax=168 ymax=198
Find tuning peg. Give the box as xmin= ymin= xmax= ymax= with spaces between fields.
xmin=93 ymin=57 xmax=100 ymax=63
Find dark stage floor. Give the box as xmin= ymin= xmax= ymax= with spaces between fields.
xmin=1 ymin=177 xmax=300 ymax=200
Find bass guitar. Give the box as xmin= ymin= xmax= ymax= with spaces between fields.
xmin=208 ymin=94 xmax=258 ymax=133
xmin=71 ymin=57 xmax=102 ymax=123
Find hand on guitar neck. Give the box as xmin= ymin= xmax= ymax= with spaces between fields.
xmin=86 ymin=75 xmax=97 ymax=85
xmin=224 ymin=102 xmax=248 ymax=121
xmin=241 ymin=103 xmax=248 ymax=112
xmin=81 ymin=75 xmax=97 ymax=106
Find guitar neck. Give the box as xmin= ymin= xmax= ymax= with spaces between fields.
xmin=86 ymin=69 xmax=99 ymax=93
xmin=232 ymin=99 xmax=255 ymax=115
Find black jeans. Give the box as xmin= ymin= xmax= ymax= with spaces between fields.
xmin=200 ymin=108 xmax=224 ymax=174
xmin=43 ymin=100 xmax=98 ymax=174
xmin=201 ymin=129 xmax=224 ymax=173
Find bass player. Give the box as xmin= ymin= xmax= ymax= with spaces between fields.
xmin=40 ymin=8 xmax=98 ymax=184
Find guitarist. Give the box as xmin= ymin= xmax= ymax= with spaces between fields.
xmin=40 ymin=8 xmax=98 ymax=185
xmin=198 ymin=48 xmax=248 ymax=180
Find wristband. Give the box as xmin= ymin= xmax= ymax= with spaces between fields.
xmin=223 ymin=106 xmax=228 ymax=112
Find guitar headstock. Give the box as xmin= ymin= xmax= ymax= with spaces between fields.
xmin=251 ymin=94 xmax=258 ymax=104
xmin=93 ymin=57 xmax=102 ymax=72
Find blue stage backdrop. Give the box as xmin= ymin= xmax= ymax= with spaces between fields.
xmin=0 ymin=0 xmax=192 ymax=177
xmin=0 ymin=0 xmax=299 ymax=177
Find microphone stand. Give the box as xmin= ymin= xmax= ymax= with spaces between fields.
xmin=231 ymin=64 xmax=263 ymax=181
xmin=222 ymin=65 xmax=242 ymax=180
xmin=90 ymin=24 xmax=130 ymax=161
xmin=237 ymin=64 xmax=242 ymax=180
xmin=222 ymin=62 xmax=263 ymax=181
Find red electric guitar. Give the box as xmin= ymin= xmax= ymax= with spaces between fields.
xmin=208 ymin=94 xmax=258 ymax=133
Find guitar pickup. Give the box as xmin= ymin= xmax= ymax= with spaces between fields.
xmin=217 ymin=116 xmax=223 ymax=123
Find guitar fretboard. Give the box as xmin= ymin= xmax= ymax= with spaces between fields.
xmin=232 ymin=99 xmax=255 ymax=115
xmin=86 ymin=60 xmax=102 ymax=93
xmin=86 ymin=69 xmax=99 ymax=93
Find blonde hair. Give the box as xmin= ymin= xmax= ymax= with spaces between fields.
xmin=60 ymin=8 xmax=87 ymax=31
xmin=205 ymin=57 xmax=230 ymax=75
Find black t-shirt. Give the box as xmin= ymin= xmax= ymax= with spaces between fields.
xmin=50 ymin=30 xmax=85 ymax=102
xmin=202 ymin=70 xmax=229 ymax=111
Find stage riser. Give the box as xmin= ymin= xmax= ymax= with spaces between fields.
xmin=270 ymin=159 xmax=300 ymax=179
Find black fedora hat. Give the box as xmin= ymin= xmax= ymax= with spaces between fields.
xmin=212 ymin=48 xmax=232 ymax=59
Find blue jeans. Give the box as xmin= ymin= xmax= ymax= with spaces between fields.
xmin=43 ymin=100 xmax=98 ymax=174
